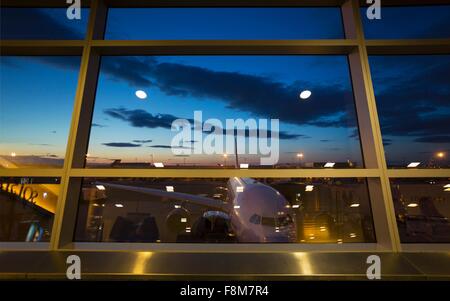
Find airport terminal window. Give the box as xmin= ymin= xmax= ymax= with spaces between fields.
xmin=0 ymin=177 xmax=60 ymax=242
xmin=361 ymin=6 xmax=450 ymax=39
xmin=369 ymin=55 xmax=450 ymax=168
xmin=0 ymin=56 xmax=81 ymax=168
xmin=390 ymin=178 xmax=450 ymax=243
xmin=85 ymin=55 xmax=363 ymax=169
xmin=73 ymin=177 xmax=376 ymax=243
xmin=105 ymin=8 xmax=344 ymax=40
xmin=0 ymin=8 xmax=89 ymax=39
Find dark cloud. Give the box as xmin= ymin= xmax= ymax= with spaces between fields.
xmin=92 ymin=123 xmax=107 ymax=128
xmin=320 ymin=139 xmax=330 ymax=142
xmin=413 ymin=136 xmax=450 ymax=144
xmin=132 ymin=139 xmax=153 ymax=143
xmin=148 ymin=145 xmax=193 ymax=149
xmin=383 ymin=138 xmax=392 ymax=146
xmin=102 ymin=142 xmax=142 ymax=147
xmin=28 ymin=143 xmax=52 ymax=146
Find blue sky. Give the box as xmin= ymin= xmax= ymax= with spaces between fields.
xmin=0 ymin=7 xmax=449 ymax=167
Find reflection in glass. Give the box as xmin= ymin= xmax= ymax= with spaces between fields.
xmin=370 ymin=55 xmax=450 ymax=168
xmin=106 ymin=8 xmax=344 ymax=40
xmin=0 ymin=56 xmax=81 ymax=168
xmin=0 ymin=177 xmax=60 ymax=242
xmin=74 ymin=178 xmax=376 ymax=243
xmin=391 ymin=178 xmax=450 ymax=243
xmin=86 ymin=56 xmax=362 ymax=169
xmin=362 ymin=6 xmax=450 ymax=39
xmin=0 ymin=8 xmax=89 ymax=39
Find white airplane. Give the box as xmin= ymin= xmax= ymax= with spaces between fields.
xmin=97 ymin=177 xmax=297 ymax=243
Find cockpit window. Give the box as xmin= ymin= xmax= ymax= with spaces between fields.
xmin=249 ymin=214 xmax=261 ymax=225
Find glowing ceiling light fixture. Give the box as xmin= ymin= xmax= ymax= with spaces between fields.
xmin=444 ymin=188 xmax=450 ymax=192
xmin=444 ymin=184 xmax=450 ymax=188
xmin=135 ymin=90 xmax=147 ymax=100
xmin=240 ymin=163 xmax=249 ymax=169
xmin=180 ymin=218 xmax=187 ymax=223
xmin=96 ymin=185 xmax=106 ymax=191
xmin=407 ymin=203 xmax=419 ymax=208
xmin=185 ymin=227 xmax=191 ymax=233
xmin=236 ymin=186 xmax=244 ymax=193
xmin=305 ymin=185 xmax=314 ymax=192
xmin=153 ymin=162 xmax=164 ymax=168
xmin=115 ymin=203 xmax=124 ymax=208
xmin=349 ymin=233 xmax=357 ymax=238
xmin=166 ymin=186 xmax=174 ymax=192
xmin=324 ymin=162 xmax=335 ymax=168
xmin=234 ymin=205 xmax=241 ymax=209
xmin=407 ymin=162 xmax=420 ymax=168
xmin=350 ymin=203 xmax=360 ymax=208
xmin=299 ymin=90 xmax=312 ymax=100
xmin=292 ymin=204 xmax=300 ymax=209
xmin=174 ymin=205 xmax=181 ymax=209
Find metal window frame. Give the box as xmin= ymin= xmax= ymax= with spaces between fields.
xmin=1 ymin=0 xmax=449 ymax=253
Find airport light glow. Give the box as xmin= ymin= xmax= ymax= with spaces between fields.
xmin=407 ymin=203 xmax=418 ymax=208
xmin=115 ymin=203 xmax=124 ymax=208
xmin=292 ymin=204 xmax=300 ymax=208
xmin=305 ymin=185 xmax=314 ymax=192
xmin=324 ymin=162 xmax=335 ymax=168
xmin=299 ymin=90 xmax=312 ymax=100
xmin=350 ymin=203 xmax=360 ymax=208
xmin=154 ymin=162 xmax=164 ymax=168
xmin=236 ymin=186 xmax=244 ymax=193
xmin=166 ymin=186 xmax=174 ymax=192
xmin=135 ymin=90 xmax=147 ymax=99
xmin=407 ymin=162 xmax=420 ymax=168
xmin=240 ymin=163 xmax=249 ymax=169
xmin=96 ymin=185 xmax=106 ymax=190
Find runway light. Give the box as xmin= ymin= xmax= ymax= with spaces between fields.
xmin=96 ymin=185 xmax=106 ymax=190
xmin=10 ymin=152 xmax=16 ymax=157
xmin=234 ymin=205 xmax=241 ymax=209
xmin=324 ymin=162 xmax=335 ymax=168
xmin=292 ymin=204 xmax=300 ymax=209
xmin=236 ymin=186 xmax=244 ymax=193
xmin=174 ymin=205 xmax=181 ymax=209
xmin=166 ymin=186 xmax=174 ymax=192
xmin=115 ymin=203 xmax=124 ymax=208
xmin=407 ymin=203 xmax=419 ymax=208
xmin=154 ymin=162 xmax=164 ymax=168
xmin=350 ymin=203 xmax=360 ymax=208
xmin=407 ymin=162 xmax=420 ymax=168
xmin=180 ymin=218 xmax=187 ymax=223
xmin=305 ymin=185 xmax=314 ymax=192
xmin=299 ymin=90 xmax=312 ymax=100
xmin=135 ymin=90 xmax=147 ymax=100
xmin=240 ymin=163 xmax=249 ymax=169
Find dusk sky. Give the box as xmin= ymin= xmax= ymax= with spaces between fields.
xmin=0 ymin=7 xmax=449 ymax=168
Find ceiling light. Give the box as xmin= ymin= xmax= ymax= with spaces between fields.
xmin=407 ymin=162 xmax=420 ymax=168
xmin=444 ymin=184 xmax=450 ymax=188
xmin=154 ymin=162 xmax=164 ymax=168
xmin=166 ymin=186 xmax=174 ymax=192
xmin=299 ymin=90 xmax=312 ymax=100
xmin=349 ymin=233 xmax=357 ymax=238
xmin=96 ymin=185 xmax=106 ymax=190
xmin=180 ymin=218 xmax=187 ymax=223
xmin=240 ymin=163 xmax=249 ymax=169
xmin=234 ymin=205 xmax=240 ymax=209
xmin=174 ymin=205 xmax=181 ymax=209
xmin=305 ymin=185 xmax=314 ymax=192
xmin=135 ymin=90 xmax=147 ymax=99
xmin=444 ymin=188 xmax=450 ymax=192
xmin=115 ymin=203 xmax=124 ymax=208
xmin=324 ymin=162 xmax=335 ymax=168
xmin=350 ymin=203 xmax=360 ymax=208
xmin=236 ymin=186 xmax=244 ymax=193
xmin=407 ymin=203 xmax=418 ymax=208
xmin=292 ymin=204 xmax=300 ymax=209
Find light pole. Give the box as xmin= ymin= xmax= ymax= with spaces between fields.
xmin=223 ymin=153 xmax=228 ymax=167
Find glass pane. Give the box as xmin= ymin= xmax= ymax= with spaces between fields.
xmin=74 ymin=178 xmax=376 ymax=243
xmin=391 ymin=178 xmax=450 ymax=243
xmin=0 ymin=8 xmax=89 ymax=40
xmin=106 ymin=8 xmax=344 ymax=40
xmin=362 ymin=6 xmax=450 ymax=39
xmin=0 ymin=56 xmax=81 ymax=168
xmin=369 ymin=55 xmax=450 ymax=168
xmin=86 ymin=56 xmax=363 ymax=169
xmin=0 ymin=177 xmax=60 ymax=242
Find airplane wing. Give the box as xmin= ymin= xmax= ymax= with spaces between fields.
xmin=96 ymin=182 xmax=226 ymax=211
